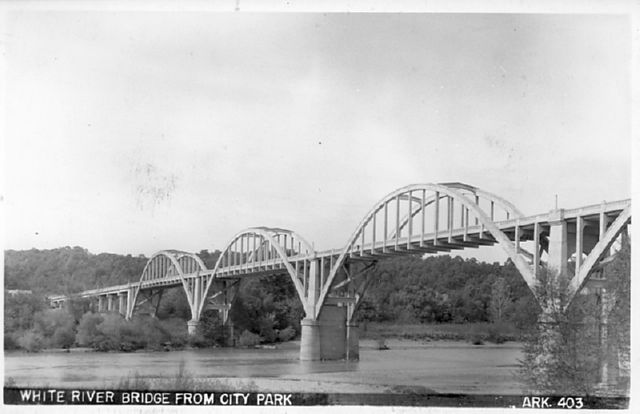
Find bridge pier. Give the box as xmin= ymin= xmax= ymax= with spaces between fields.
xmin=300 ymin=319 xmax=321 ymax=360
xmin=547 ymin=210 xmax=569 ymax=275
xmin=299 ymin=304 xmax=359 ymax=361
xmin=187 ymin=319 xmax=199 ymax=336
xmin=107 ymin=294 xmax=115 ymax=312
xmin=118 ymin=292 xmax=126 ymax=315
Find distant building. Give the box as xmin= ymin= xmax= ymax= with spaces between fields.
xmin=6 ymin=289 xmax=33 ymax=296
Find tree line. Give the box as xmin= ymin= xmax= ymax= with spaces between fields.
xmin=5 ymin=246 xmax=540 ymax=352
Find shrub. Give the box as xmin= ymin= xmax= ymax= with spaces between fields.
xmin=17 ymin=330 xmax=45 ymax=352
xmin=238 ymin=330 xmax=261 ymax=347
xmin=376 ymin=337 xmax=389 ymax=350
xmin=277 ymin=326 xmax=296 ymax=342
xmin=258 ymin=314 xmax=277 ymax=344
xmin=33 ymin=308 xmax=76 ymax=348
xmin=197 ymin=312 xmax=225 ymax=346
xmin=160 ymin=318 xmax=189 ymax=348
xmin=4 ymin=332 xmax=19 ymax=350
xmin=52 ymin=325 xmax=76 ymax=349
xmin=127 ymin=316 xmax=170 ymax=350
xmin=187 ymin=333 xmax=210 ymax=348
xmin=487 ymin=322 xmax=510 ymax=344
xmin=76 ymin=312 xmax=104 ymax=347
xmin=468 ymin=324 xmax=485 ymax=345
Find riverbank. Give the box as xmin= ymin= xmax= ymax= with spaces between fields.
xmin=359 ymin=321 xmax=522 ymax=343
xmin=5 ymin=321 xmax=524 ymax=355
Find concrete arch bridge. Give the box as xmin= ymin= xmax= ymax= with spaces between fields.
xmin=49 ymin=182 xmax=631 ymax=361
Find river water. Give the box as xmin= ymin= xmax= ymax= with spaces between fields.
xmin=5 ymin=339 xmax=525 ymax=394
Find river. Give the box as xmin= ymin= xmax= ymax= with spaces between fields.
xmin=5 ymin=339 xmax=525 ymax=395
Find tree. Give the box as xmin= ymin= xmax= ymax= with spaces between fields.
xmin=489 ymin=277 xmax=511 ymax=323
xmin=519 ymin=237 xmax=631 ymax=396
xmin=4 ymin=292 xmax=46 ymax=333
xmin=32 ymin=308 xmax=76 ymax=348
xmin=75 ymin=312 xmax=104 ymax=347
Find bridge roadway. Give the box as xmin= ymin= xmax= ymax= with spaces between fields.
xmin=47 ymin=182 xmax=631 ymax=362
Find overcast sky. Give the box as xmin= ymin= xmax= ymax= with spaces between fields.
xmin=2 ymin=11 xmax=631 ymax=260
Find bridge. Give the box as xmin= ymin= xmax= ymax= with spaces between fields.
xmin=49 ymin=182 xmax=631 ymax=361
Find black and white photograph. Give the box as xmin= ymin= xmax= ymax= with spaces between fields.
xmin=1 ymin=0 xmax=636 ymax=411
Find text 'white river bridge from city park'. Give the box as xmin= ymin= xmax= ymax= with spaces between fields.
xmin=49 ymin=182 xmax=631 ymax=361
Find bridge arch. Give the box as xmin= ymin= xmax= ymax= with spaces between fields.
xmin=197 ymin=227 xmax=317 ymax=319
xmin=314 ymin=182 xmax=535 ymax=318
xmin=128 ymin=250 xmax=207 ymax=319
xmin=389 ymin=183 xmax=524 ymax=239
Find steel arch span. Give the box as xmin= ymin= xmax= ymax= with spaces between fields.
xmin=313 ymin=182 xmax=537 ymax=319
xmin=127 ymin=250 xmax=207 ymax=319
xmin=313 ymin=182 xmax=630 ymax=320
xmin=314 ymin=183 xmax=535 ymax=318
xmin=197 ymin=227 xmax=317 ymax=319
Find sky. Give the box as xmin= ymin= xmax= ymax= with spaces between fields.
xmin=1 ymin=10 xmax=632 ymax=260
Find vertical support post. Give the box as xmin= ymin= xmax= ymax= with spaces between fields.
xmin=126 ymin=287 xmax=136 ymax=319
xmin=98 ymin=295 xmax=105 ymax=313
xmin=372 ymin=212 xmax=377 ymax=253
xmin=383 ymin=203 xmax=388 ymax=253
xmin=576 ymin=216 xmax=583 ymax=276
xmin=533 ymin=221 xmax=540 ymax=278
xmin=346 ymin=320 xmax=359 ymax=361
xmin=306 ymin=259 xmax=320 ymax=317
xmin=193 ymin=276 xmax=201 ymax=322
xmin=152 ymin=290 xmax=163 ymax=318
xmin=407 ymin=190 xmax=413 ymax=249
xmin=448 ymin=197 xmax=453 ymax=243
xmin=433 ymin=191 xmax=440 ymax=244
xmin=474 ymin=194 xmax=479 ymax=225
xmin=118 ymin=293 xmax=126 ymax=315
xmin=394 ymin=195 xmax=400 ymax=250
xmin=463 ymin=207 xmax=469 ymax=241
xmin=599 ymin=202 xmax=607 ymax=241
xmin=420 ymin=189 xmax=425 ymax=247
xmin=547 ymin=209 xmax=568 ymax=277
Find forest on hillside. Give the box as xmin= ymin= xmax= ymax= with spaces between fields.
xmin=4 ymin=246 xmax=539 ymax=351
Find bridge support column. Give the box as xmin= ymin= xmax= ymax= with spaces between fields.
xmin=346 ymin=321 xmax=359 ymax=361
xmin=187 ymin=319 xmax=199 ymax=336
xmin=118 ymin=293 xmax=126 ymax=315
xmin=107 ymin=294 xmax=115 ymax=312
xmin=547 ymin=209 xmax=568 ymax=277
xmin=98 ymin=295 xmax=105 ymax=313
xmin=300 ymin=304 xmax=359 ymax=361
xmin=300 ymin=318 xmax=321 ymax=360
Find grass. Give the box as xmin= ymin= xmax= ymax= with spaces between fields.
xmin=359 ymin=321 xmax=522 ymax=343
xmin=112 ymin=361 xmax=258 ymax=391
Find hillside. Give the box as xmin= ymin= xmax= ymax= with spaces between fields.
xmin=4 ymin=247 xmax=538 ymax=328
